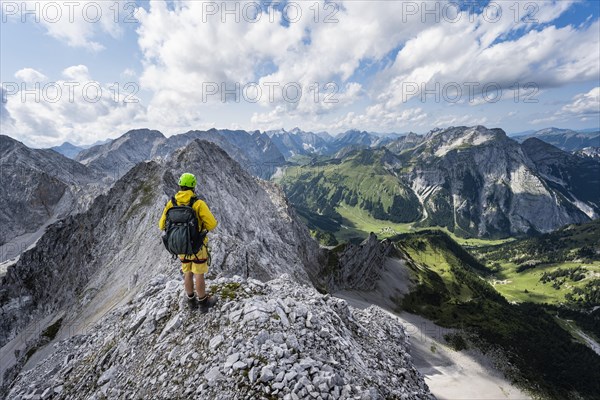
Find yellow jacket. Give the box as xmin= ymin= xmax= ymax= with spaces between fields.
xmin=159 ymin=190 xmax=218 ymax=236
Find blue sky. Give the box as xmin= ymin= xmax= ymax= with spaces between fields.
xmin=1 ymin=0 xmax=599 ymax=147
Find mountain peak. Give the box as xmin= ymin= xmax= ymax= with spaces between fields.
xmin=120 ymin=128 xmax=165 ymax=141
xmin=425 ymin=125 xmax=509 ymax=157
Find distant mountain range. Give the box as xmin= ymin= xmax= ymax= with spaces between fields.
xmin=46 ymin=126 xmax=599 ymax=163
xmin=279 ymin=126 xmax=600 ymax=239
xmin=50 ymin=139 xmax=112 ymax=159
xmin=265 ymin=128 xmax=406 ymax=159
xmin=512 ymin=127 xmax=600 ymax=151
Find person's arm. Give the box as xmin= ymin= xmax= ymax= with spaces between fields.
xmin=158 ymin=200 xmax=174 ymax=230
xmin=197 ymin=200 xmax=218 ymax=231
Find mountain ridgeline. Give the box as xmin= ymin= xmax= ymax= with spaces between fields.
xmin=280 ymin=126 xmax=600 ymax=239
xmin=75 ymin=128 xmax=286 ymax=181
xmin=0 ymin=140 xmax=322 ymax=368
xmin=512 ymin=127 xmax=600 ymax=152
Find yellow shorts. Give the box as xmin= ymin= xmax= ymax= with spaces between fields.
xmin=179 ymin=246 xmax=209 ymax=275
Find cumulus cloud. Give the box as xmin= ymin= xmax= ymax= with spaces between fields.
xmin=131 ymin=0 xmax=597 ymax=132
xmin=62 ymin=65 xmax=91 ymax=81
xmin=532 ymin=86 xmax=600 ymax=124
xmin=1 ymin=65 xmax=147 ymax=147
xmin=373 ymin=7 xmax=599 ymax=110
xmin=135 ymin=0 xmax=439 ymax=126
xmin=561 ymin=87 xmax=600 ymax=116
xmin=328 ymin=106 xmax=429 ymax=132
xmin=0 ymin=87 xmax=16 ymax=126
xmin=14 ymin=68 xmax=48 ymax=82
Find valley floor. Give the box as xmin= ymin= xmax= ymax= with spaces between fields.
xmin=336 ymin=290 xmax=530 ymax=400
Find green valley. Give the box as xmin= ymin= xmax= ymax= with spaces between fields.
xmin=277 ymin=148 xmax=422 ymax=233
xmin=472 ymin=220 xmax=600 ymax=306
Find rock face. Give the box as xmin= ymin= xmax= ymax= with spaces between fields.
xmin=576 ymin=147 xmax=600 ymax=159
xmin=324 ymin=234 xmax=395 ymax=292
xmin=406 ymin=126 xmax=594 ymax=237
xmin=75 ymin=129 xmax=166 ymax=180
xmin=267 ymin=129 xmax=332 ymax=159
xmin=522 ymin=138 xmax=600 ymax=219
xmin=178 ymin=129 xmax=286 ymax=179
xmin=0 ymin=140 xmax=322 ymax=350
xmin=0 ymin=135 xmax=101 ymax=252
xmin=385 ymin=132 xmax=424 ymax=154
xmin=4 ymin=275 xmax=432 ymax=400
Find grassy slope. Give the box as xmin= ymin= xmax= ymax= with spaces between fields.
xmin=278 ymin=149 xmax=422 ymax=227
xmin=390 ymin=230 xmax=600 ymax=400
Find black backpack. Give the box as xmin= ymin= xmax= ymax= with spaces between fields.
xmin=162 ymin=196 xmax=206 ymax=256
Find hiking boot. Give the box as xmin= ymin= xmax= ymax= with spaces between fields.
xmin=186 ymin=293 xmax=198 ymax=309
xmin=198 ymin=295 xmax=217 ymax=313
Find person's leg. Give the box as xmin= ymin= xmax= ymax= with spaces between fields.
xmin=192 ymin=262 xmax=216 ymax=312
xmin=195 ymin=273 xmax=206 ymax=298
xmin=184 ymin=271 xmax=194 ymax=296
xmin=182 ymin=262 xmax=198 ymax=308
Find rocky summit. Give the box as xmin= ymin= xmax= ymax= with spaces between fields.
xmin=5 ymin=275 xmax=432 ymax=400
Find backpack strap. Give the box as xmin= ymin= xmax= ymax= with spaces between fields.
xmin=171 ymin=197 xmax=178 ymax=207
xmin=188 ymin=196 xmax=203 ymax=230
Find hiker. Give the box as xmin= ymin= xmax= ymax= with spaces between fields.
xmin=159 ymin=172 xmax=218 ymax=311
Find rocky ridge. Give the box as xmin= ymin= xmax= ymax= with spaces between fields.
xmin=5 ymin=275 xmax=432 ymax=400
xmin=324 ymin=234 xmax=395 ymax=292
xmin=0 ymin=140 xmax=321 ymax=352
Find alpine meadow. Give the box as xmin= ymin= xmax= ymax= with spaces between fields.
xmin=1 ymin=1 xmax=599 ymax=400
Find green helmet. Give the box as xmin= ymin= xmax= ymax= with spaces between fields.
xmin=178 ymin=172 xmax=197 ymax=188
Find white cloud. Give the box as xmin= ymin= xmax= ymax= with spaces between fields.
xmin=561 ymin=87 xmax=600 ymax=116
xmin=432 ymin=114 xmax=489 ymax=128
xmin=62 ymin=65 xmax=91 ymax=81
xmin=14 ymin=68 xmax=48 ymax=82
xmin=532 ymin=86 xmax=600 ymax=124
xmin=329 ymin=106 xmax=429 ymax=132
xmin=121 ymin=68 xmax=137 ymax=78
xmin=1 ymin=65 xmax=147 ymax=147
xmin=135 ymin=0 xmax=440 ymax=125
xmin=373 ymin=4 xmax=598 ymax=109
